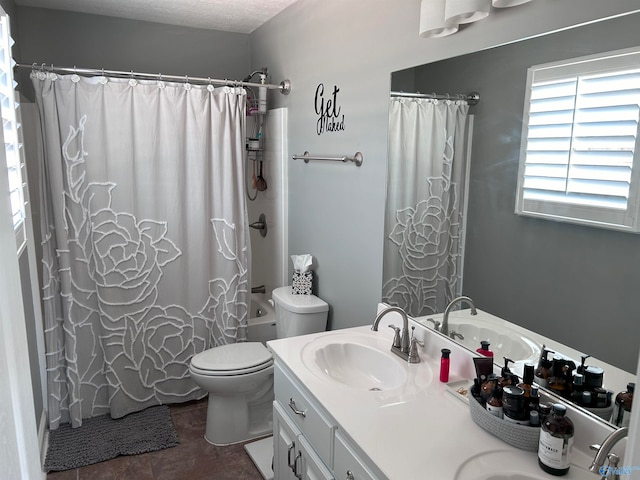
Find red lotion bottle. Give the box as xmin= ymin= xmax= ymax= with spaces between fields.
xmin=476 ymin=340 xmax=494 ymax=358
xmin=440 ymin=348 xmax=451 ymax=382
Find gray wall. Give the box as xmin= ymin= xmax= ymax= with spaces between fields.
xmin=251 ymin=0 xmax=640 ymax=370
xmin=393 ymin=13 xmax=640 ymax=373
xmin=15 ymin=6 xmax=252 ymax=100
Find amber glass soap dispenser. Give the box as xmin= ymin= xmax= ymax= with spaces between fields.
xmin=538 ymin=404 xmax=574 ymax=476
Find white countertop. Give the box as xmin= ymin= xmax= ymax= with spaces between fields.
xmin=268 ymin=320 xmax=595 ymax=479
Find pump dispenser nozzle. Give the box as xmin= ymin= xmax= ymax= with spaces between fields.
xmin=500 ymin=357 xmax=517 ymax=386
xmin=578 ymin=354 xmax=591 ymax=375
xmin=502 ymin=357 xmax=514 ymax=374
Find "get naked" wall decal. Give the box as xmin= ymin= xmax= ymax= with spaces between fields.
xmin=314 ymin=83 xmax=345 ymax=135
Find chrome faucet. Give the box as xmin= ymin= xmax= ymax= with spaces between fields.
xmin=372 ymin=306 xmax=419 ymax=363
xmin=589 ymin=427 xmax=628 ymax=478
xmin=441 ymin=296 xmax=477 ymax=337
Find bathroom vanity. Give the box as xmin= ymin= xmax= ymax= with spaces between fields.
xmin=268 ymin=305 xmax=624 ymax=479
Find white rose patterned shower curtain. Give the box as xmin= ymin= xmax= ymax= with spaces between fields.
xmin=383 ymin=97 xmax=470 ymax=317
xmin=32 ymin=72 xmax=250 ymax=428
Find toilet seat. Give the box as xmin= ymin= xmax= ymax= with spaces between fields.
xmin=190 ymin=342 xmax=273 ymax=376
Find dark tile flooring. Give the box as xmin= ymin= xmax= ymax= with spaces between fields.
xmin=46 ymin=400 xmax=264 ymax=480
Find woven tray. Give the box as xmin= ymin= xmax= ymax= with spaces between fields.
xmin=584 ymin=403 xmax=614 ymax=422
xmin=468 ymin=389 xmax=540 ymax=452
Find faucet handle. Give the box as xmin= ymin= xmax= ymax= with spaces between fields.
xmin=408 ymin=328 xmax=421 ymax=364
xmin=426 ymin=318 xmax=441 ymax=331
xmin=388 ymin=324 xmax=401 ymax=349
xmin=607 ymin=453 xmax=620 ymax=466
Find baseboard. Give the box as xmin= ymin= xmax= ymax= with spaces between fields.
xmin=38 ymin=409 xmax=48 ymax=479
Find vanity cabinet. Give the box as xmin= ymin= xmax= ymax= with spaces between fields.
xmin=273 ymin=362 xmax=380 ymax=480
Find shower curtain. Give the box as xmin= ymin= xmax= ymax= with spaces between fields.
xmin=32 ymin=72 xmax=250 ymax=428
xmin=383 ymin=97 xmax=470 ymax=318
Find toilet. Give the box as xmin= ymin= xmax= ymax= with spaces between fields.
xmin=189 ymin=286 xmax=329 ymax=446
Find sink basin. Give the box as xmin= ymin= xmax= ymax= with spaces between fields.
xmin=300 ymin=331 xmax=411 ymax=391
xmin=455 ymin=449 xmax=592 ymax=480
xmin=313 ymin=342 xmax=407 ymax=390
xmin=447 ymin=321 xmax=540 ymax=365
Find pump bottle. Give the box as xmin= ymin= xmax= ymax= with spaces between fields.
xmin=538 ymin=404 xmax=574 ymax=476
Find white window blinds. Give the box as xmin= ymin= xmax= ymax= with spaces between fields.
xmin=0 ymin=13 xmax=25 ymax=249
xmin=515 ymin=47 xmax=640 ymax=232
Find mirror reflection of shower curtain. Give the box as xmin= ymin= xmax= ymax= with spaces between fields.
xmin=383 ymin=98 xmax=471 ymax=318
xmin=32 ymin=73 xmax=250 ymax=429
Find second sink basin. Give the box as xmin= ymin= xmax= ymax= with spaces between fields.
xmin=455 ymin=449 xmax=592 ymax=480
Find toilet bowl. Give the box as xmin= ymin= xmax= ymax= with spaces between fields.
xmin=189 ymin=342 xmax=274 ymax=446
xmin=189 ymin=287 xmax=328 ymax=446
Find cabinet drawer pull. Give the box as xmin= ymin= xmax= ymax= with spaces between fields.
xmin=289 ymin=397 xmax=306 ymax=417
xmin=287 ymin=442 xmax=296 ymax=468
xmin=346 ymin=470 xmax=355 ymax=480
xmin=293 ymin=450 xmax=302 ymax=479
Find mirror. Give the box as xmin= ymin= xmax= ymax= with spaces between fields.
xmin=383 ymin=12 xmax=640 ymax=424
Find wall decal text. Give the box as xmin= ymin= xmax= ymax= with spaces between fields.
xmin=315 ymin=83 xmax=345 ymax=135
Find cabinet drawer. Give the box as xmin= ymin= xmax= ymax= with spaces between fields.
xmin=275 ymin=363 xmax=336 ymax=466
xmin=334 ymin=431 xmax=379 ymax=480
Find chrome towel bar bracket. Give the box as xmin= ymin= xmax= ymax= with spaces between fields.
xmin=292 ymin=151 xmax=363 ymax=167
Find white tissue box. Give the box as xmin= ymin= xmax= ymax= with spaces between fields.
xmin=292 ymin=271 xmax=313 ymax=295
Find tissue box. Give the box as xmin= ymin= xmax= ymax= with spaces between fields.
xmin=292 ymin=271 xmax=313 ymax=295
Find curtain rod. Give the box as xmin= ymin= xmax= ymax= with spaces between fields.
xmin=16 ymin=63 xmax=292 ymax=95
xmin=390 ymin=90 xmax=479 ymax=105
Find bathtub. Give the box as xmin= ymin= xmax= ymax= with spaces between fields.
xmin=247 ymin=293 xmax=277 ymax=344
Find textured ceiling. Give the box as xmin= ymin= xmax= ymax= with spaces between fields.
xmin=14 ymin=0 xmax=300 ymax=33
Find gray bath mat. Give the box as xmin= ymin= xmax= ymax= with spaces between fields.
xmin=44 ymin=405 xmax=179 ymax=472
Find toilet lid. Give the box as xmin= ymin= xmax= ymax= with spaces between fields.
xmin=191 ymin=342 xmax=272 ymax=372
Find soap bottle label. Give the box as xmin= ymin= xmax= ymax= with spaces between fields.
xmin=486 ymin=403 xmax=503 ymax=419
xmin=538 ymin=430 xmax=573 ymax=470
xmin=612 ymin=404 xmax=632 ymax=427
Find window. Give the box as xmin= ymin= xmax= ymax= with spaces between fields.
xmin=515 ymin=47 xmax=640 ymax=232
xmin=0 ymin=12 xmax=26 ymax=250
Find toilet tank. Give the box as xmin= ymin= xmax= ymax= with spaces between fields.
xmin=271 ymin=286 xmax=329 ymax=338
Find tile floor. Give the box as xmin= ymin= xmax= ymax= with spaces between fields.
xmin=46 ymin=400 xmax=265 ymax=480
